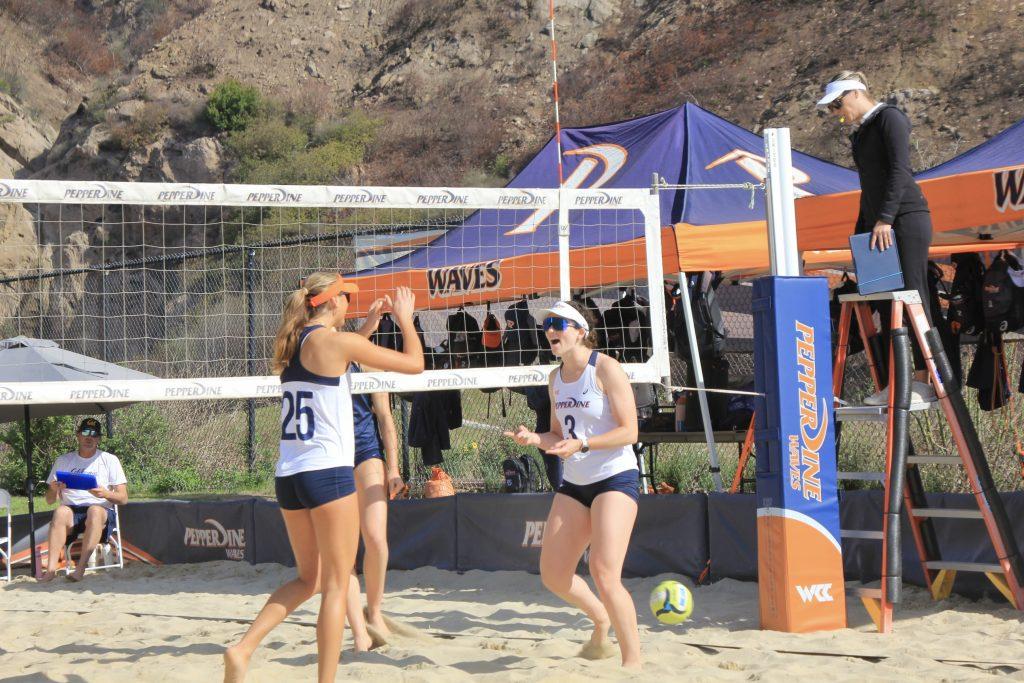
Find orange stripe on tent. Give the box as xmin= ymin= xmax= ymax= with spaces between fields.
xmin=344 ymin=227 xmax=678 ymax=317
xmin=804 ymin=240 xmax=1024 ymax=267
xmin=674 ymin=165 xmax=1024 ymax=274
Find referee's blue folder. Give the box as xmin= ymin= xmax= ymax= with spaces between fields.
xmin=849 ymin=232 xmax=904 ymax=295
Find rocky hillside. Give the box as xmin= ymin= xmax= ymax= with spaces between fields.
xmin=3 ymin=0 xmax=1022 ymax=185
xmin=0 ymin=0 xmax=1021 ymax=281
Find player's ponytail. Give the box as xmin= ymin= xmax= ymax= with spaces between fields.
xmin=270 ymin=271 xmax=338 ymax=374
xmin=566 ymin=300 xmax=600 ymax=349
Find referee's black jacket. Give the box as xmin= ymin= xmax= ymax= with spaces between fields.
xmin=851 ymin=104 xmax=930 ymax=233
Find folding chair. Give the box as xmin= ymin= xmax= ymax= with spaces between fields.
xmin=0 ymin=489 xmax=10 ymax=582
xmin=64 ymin=504 xmax=124 ymax=575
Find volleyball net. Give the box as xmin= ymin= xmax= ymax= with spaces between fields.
xmin=0 ymin=180 xmax=669 ymax=404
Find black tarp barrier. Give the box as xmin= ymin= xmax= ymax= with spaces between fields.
xmin=122 ymin=499 xmax=255 ymax=564
xmin=457 ymin=493 xmax=554 ymax=573
xmin=384 ymin=497 xmax=458 ymax=571
xmin=249 ymin=496 xmax=458 ymax=570
xmin=707 ymin=492 xmax=757 ymax=581
xmin=454 ymin=493 xmax=708 ymax=578
xmin=10 ymin=491 xmax=1024 ymax=601
xmin=626 ymin=494 xmax=708 ymax=579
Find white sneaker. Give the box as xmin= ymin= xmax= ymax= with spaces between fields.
xmin=911 ymin=381 xmax=937 ymax=404
xmin=863 ymin=386 xmax=890 ymax=406
xmin=863 ymin=382 xmax=936 ymax=407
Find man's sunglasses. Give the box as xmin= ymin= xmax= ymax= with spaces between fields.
xmin=543 ymin=317 xmax=581 ymax=332
xmin=827 ymin=91 xmax=850 ymax=112
xmin=80 ymin=428 xmax=100 ymax=437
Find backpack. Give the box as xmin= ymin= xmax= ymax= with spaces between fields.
xmin=724 ymin=381 xmax=756 ymax=430
xmin=502 ymin=454 xmax=539 ymax=493
xmin=371 ymin=313 xmax=402 ymax=351
xmin=683 ymin=354 xmax=730 ymax=430
xmin=927 ymin=261 xmax=963 ymax=382
xmin=572 ymin=293 xmax=607 ymax=351
xmin=670 ymin=272 xmax=726 ymax=362
xmin=604 ymin=290 xmax=652 ymax=363
xmin=943 ymin=253 xmax=985 ymax=336
xmin=982 ymin=251 xmax=1024 ymax=333
xmin=502 ymin=299 xmax=539 ymax=366
xmin=447 ymin=308 xmax=484 ymax=368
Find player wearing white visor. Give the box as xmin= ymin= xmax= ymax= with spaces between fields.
xmin=504 ymin=299 xmax=643 ymax=669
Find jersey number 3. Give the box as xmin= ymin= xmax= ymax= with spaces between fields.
xmin=281 ymin=390 xmax=315 ymax=441
xmin=564 ymin=415 xmax=578 ymax=439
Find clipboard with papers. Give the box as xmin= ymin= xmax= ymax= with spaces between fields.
xmin=849 ymin=232 xmax=904 ymax=295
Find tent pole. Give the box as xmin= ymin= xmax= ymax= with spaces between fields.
xmin=24 ymin=406 xmax=37 ymax=577
xmin=678 ymin=272 xmax=724 ymax=491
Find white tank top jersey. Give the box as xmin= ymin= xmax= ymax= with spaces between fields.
xmin=276 ymin=325 xmax=355 ymax=477
xmin=552 ymin=351 xmax=638 ymax=485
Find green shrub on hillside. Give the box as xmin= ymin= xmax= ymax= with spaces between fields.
xmin=205 ymin=79 xmax=262 ymax=132
xmin=227 ymin=110 xmax=380 ymax=185
xmin=0 ymin=415 xmax=77 ymax=494
xmin=107 ymin=103 xmax=168 ymax=152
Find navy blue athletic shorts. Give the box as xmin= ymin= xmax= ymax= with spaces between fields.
xmin=556 ymin=469 xmax=640 ymax=508
xmin=67 ymin=505 xmax=115 ymax=545
xmin=275 ymin=466 xmax=356 ymax=510
xmin=354 ymin=449 xmax=384 ymax=468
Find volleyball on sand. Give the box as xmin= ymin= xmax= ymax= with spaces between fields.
xmin=649 ymin=580 xmax=693 ymax=625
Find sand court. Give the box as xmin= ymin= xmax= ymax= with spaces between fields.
xmin=3 ymin=562 xmax=1024 ymax=681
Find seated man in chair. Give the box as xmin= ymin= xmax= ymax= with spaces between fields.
xmin=39 ymin=418 xmax=128 ymax=582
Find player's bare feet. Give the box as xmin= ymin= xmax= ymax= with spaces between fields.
xmin=67 ymin=567 xmax=86 ymax=582
xmin=352 ymin=630 xmax=374 ymax=653
xmin=36 ymin=570 xmax=56 ymax=583
xmin=223 ymin=644 xmax=251 ymax=683
xmin=365 ymin=607 xmax=392 ymax=639
xmin=578 ymin=618 xmax=615 ymax=660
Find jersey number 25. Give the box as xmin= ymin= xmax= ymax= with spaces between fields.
xmin=281 ymin=390 xmax=315 ymax=441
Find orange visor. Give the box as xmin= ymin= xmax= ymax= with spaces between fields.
xmin=309 ymin=274 xmax=359 ymax=307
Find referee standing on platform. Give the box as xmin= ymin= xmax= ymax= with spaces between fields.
xmin=818 ymin=70 xmax=936 ymax=406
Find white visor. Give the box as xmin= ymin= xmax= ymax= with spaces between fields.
xmin=538 ymin=301 xmax=590 ymax=333
xmin=816 ymin=79 xmax=866 ymax=107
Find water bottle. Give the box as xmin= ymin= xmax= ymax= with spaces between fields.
xmin=674 ymin=393 xmax=686 ymax=432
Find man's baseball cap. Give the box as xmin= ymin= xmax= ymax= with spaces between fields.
xmin=78 ymin=417 xmax=102 ymax=437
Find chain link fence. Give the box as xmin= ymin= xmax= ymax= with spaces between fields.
xmin=4 ymin=242 xmax=1023 ymax=496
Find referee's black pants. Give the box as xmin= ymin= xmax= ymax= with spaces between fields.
xmin=862 ymin=210 xmax=934 ymax=372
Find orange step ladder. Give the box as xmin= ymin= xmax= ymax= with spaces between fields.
xmin=832 ymin=289 xmax=1024 ymax=632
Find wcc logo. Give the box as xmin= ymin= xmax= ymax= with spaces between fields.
xmin=504 ymin=143 xmax=628 ymax=235
xmin=706 ymin=149 xmax=814 ymax=197
xmin=796 ymin=583 xmax=834 ymax=603
xmin=994 ymin=168 xmax=1024 ymax=212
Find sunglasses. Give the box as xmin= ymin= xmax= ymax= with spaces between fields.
xmin=80 ymin=429 xmax=100 ymax=437
xmin=827 ymin=91 xmax=850 ymax=112
xmin=543 ymin=316 xmax=581 ymax=332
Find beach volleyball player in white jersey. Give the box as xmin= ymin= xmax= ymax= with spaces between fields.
xmin=505 ymin=300 xmax=642 ymax=669
xmin=225 ymin=272 xmax=423 ymax=683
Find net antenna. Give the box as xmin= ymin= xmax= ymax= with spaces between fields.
xmin=0 ymin=180 xmax=669 ymax=404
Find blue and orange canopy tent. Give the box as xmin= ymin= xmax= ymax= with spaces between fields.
xmin=346 ymin=103 xmax=1024 ymax=313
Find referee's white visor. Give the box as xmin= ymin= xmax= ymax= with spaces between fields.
xmin=816 ymin=79 xmax=866 ymax=108
xmin=538 ymin=301 xmax=590 ymax=333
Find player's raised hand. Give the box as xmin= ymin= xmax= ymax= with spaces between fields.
xmin=392 ymin=286 xmax=416 ymax=323
xmin=357 ymin=296 xmax=391 ymax=337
